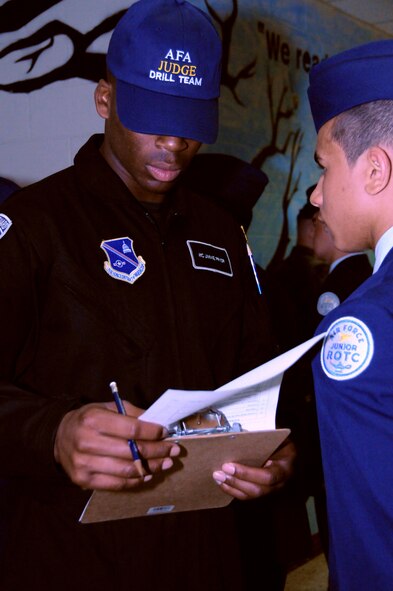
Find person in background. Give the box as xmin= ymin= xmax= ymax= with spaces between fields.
xmin=182 ymin=152 xmax=269 ymax=231
xmin=184 ymin=152 xmax=280 ymax=334
xmin=267 ymin=189 xmax=328 ymax=351
xmin=307 ymin=38 xmax=393 ymax=590
xmin=0 ymin=176 xmax=20 ymax=204
xmin=0 ymin=2 xmax=296 ymax=590
xmin=312 ymin=215 xmax=373 ymax=322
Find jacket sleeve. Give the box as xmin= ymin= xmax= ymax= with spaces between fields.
xmin=0 ymin=215 xmax=80 ymax=479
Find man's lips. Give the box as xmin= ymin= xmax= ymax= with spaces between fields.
xmin=146 ymin=164 xmax=182 ymax=183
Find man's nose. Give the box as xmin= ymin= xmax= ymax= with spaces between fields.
xmin=310 ymin=178 xmax=322 ymax=207
xmin=156 ymin=136 xmax=188 ymax=152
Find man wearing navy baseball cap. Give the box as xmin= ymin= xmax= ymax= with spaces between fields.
xmin=307 ymin=39 xmax=393 ymax=591
xmin=0 ymin=2 xmax=297 ymax=590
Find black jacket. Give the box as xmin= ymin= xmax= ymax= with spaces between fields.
xmin=0 ymin=136 xmax=290 ymax=590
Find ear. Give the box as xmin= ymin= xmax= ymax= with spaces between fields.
xmin=365 ymin=146 xmax=392 ymax=195
xmin=94 ymin=78 xmax=112 ymax=120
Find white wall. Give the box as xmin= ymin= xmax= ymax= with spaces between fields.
xmin=0 ymin=0 xmax=131 ymax=185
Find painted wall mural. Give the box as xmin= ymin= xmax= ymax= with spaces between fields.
xmin=0 ymin=0 xmax=387 ymax=267
xmin=0 ymin=1 xmax=125 ymax=92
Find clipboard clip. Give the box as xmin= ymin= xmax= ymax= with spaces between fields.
xmin=167 ymin=408 xmax=243 ymax=437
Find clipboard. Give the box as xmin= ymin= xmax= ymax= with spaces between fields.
xmin=79 ymin=427 xmax=290 ymax=523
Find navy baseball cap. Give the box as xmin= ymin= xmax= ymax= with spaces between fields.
xmin=107 ymin=0 xmax=222 ymax=144
xmin=308 ymin=39 xmax=393 ymax=132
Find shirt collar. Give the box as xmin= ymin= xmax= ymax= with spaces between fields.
xmin=329 ymin=252 xmax=363 ymax=273
xmin=374 ymin=226 xmax=393 ymax=273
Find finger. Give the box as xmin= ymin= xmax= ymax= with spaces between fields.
xmin=134 ymin=440 xmax=181 ymax=461
xmin=80 ymin=472 xmax=150 ymax=491
xmin=69 ymin=451 xmax=177 ymax=489
xmin=213 ymin=481 xmax=252 ymax=501
xmin=220 ymin=462 xmax=281 ymax=486
xmin=89 ymin=456 xmax=177 ymax=491
xmin=212 ymin=470 xmax=266 ymax=499
xmin=75 ymin=430 xmax=180 ymax=462
xmin=70 ymin=455 xmax=146 ymax=487
xmin=233 ymin=459 xmax=291 ymax=487
xmin=212 ymin=463 xmax=284 ymax=499
xmin=82 ymin=405 xmax=167 ymax=441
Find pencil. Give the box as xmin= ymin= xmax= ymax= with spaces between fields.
xmin=109 ymin=381 xmax=144 ymax=477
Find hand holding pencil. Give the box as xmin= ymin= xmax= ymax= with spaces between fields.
xmin=109 ymin=381 xmax=145 ymax=477
xmin=53 ymin=388 xmax=180 ymax=492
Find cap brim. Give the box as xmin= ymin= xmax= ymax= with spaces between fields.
xmin=116 ymin=80 xmax=218 ymax=144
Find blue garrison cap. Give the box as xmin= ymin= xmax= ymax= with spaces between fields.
xmin=308 ymin=39 xmax=393 ymax=132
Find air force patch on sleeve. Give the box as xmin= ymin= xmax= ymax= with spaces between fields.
xmin=0 ymin=214 xmax=12 ymax=239
xmin=100 ymin=237 xmax=145 ymax=284
xmin=321 ymin=316 xmax=374 ymax=381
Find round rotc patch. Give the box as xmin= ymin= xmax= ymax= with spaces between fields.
xmin=321 ymin=316 xmax=374 ymax=381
